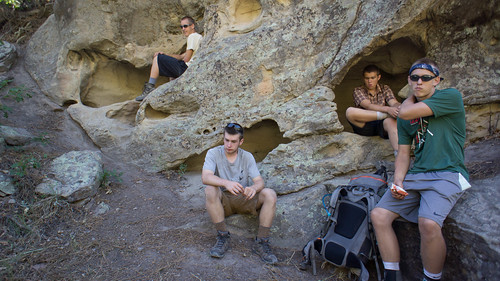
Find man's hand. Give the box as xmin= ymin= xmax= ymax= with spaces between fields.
xmin=243 ymin=186 xmax=257 ymax=200
xmin=387 ymin=106 xmax=400 ymax=118
xmin=154 ymin=52 xmax=165 ymax=57
xmin=390 ymin=183 xmax=407 ymax=200
xmin=223 ymin=180 xmax=244 ymax=195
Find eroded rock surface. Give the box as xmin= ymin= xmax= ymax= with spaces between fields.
xmin=35 ymin=150 xmax=103 ymax=202
xmin=25 ymin=0 xmax=499 ymax=174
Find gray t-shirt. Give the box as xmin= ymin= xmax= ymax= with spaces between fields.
xmin=202 ymin=146 xmax=261 ymax=188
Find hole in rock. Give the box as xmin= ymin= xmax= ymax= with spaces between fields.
xmin=335 ymin=37 xmax=425 ymax=132
xmin=62 ymin=100 xmax=78 ymax=108
xmin=77 ymin=51 xmax=169 ymax=108
xmin=181 ymin=119 xmax=291 ymax=172
xmin=145 ymin=104 xmax=170 ymax=120
xmin=229 ymin=0 xmax=262 ymax=30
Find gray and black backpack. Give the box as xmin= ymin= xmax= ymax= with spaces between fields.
xmin=300 ymin=166 xmax=388 ymax=281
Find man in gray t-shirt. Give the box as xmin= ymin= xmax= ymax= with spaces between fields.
xmin=202 ymin=123 xmax=278 ymax=265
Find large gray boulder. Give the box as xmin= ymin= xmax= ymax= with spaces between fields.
xmin=35 ymin=150 xmax=103 ymax=202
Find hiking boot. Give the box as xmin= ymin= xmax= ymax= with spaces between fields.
xmin=209 ymin=231 xmax=230 ymax=258
xmin=135 ymin=82 xmax=155 ymax=101
xmin=252 ymin=237 xmax=278 ymax=265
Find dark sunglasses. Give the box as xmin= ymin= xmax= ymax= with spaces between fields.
xmin=227 ymin=123 xmax=243 ymax=132
xmin=180 ymin=24 xmax=192 ymax=28
xmin=409 ymin=75 xmax=436 ymax=82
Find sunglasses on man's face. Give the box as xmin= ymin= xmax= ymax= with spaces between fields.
xmin=180 ymin=24 xmax=192 ymax=28
xmin=409 ymin=75 xmax=436 ymax=82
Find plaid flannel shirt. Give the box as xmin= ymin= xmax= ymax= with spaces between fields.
xmin=353 ymin=84 xmax=396 ymax=108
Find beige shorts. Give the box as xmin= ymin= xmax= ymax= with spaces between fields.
xmin=221 ymin=190 xmax=259 ymax=217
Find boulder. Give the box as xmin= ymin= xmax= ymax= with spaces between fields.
xmin=35 ymin=150 xmax=103 ymax=202
xmin=0 ymin=125 xmax=33 ymax=146
xmin=0 ymin=172 xmax=16 ymax=197
xmin=0 ymin=41 xmax=17 ymax=73
xmin=395 ymin=174 xmax=500 ymax=280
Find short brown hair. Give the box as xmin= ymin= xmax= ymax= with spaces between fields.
xmin=363 ymin=64 xmax=380 ymax=75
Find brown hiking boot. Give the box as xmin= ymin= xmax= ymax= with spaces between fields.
xmin=252 ymin=237 xmax=278 ymax=265
xmin=135 ymin=82 xmax=155 ymax=101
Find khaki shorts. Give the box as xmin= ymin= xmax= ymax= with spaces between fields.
xmin=221 ymin=190 xmax=259 ymax=217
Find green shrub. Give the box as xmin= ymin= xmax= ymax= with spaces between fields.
xmin=99 ymin=169 xmax=123 ymax=189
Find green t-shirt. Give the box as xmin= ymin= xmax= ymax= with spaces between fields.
xmin=397 ymin=88 xmax=469 ymax=180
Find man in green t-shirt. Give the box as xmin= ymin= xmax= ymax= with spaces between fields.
xmin=371 ymin=58 xmax=471 ymax=281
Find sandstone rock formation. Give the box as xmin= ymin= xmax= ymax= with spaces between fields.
xmin=24 ymin=0 xmax=500 ymax=279
xmin=25 ymin=0 xmax=499 ymax=177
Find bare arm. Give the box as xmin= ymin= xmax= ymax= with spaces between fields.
xmin=398 ymin=93 xmax=433 ymax=120
xmin=360 ymin=99 xmax=401 ymax=118
xmin=183 ymin=49 xmax=194 ymax=63
xmin=202 ymin=169 xmax=244 ymax=195
xmin=392 ymin=144 xmax=411 ymax=199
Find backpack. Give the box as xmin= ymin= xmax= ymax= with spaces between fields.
xmin=300 ymin=166 xmax=388 ymax=281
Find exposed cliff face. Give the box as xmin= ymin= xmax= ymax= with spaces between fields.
xmin=25 ymin=0 xmax=499 ymax=177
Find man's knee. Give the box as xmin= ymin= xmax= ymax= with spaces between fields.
xmin=371 ymin=207 xmax=396 ymax=227
xmin=346 ymin=107 xmax=356 ymax=121
xmin=383 ymin=117 xmax=397 ymax=130
xmin=205 ymin=185 xmax=221 ymax=203
xmin=418 ymin=218 xmax=442 ymax=239
xmin=260 ymin=188 xmax=277 ymax=204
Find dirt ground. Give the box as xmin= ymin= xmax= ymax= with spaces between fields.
xmin=1 ymin=9 xmax=499 ymax=280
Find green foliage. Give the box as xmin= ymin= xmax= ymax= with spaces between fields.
xmin=7 ymin=85 xmax=33 ymax=102
xmin=0 ymin=0 xmax=21 ymax=9
xmin=0 ymin=78 xmax=12 ymax=89
xmin=33 ymin=132 xmax=50 ymax=145
xmin=99 ymin=169 xmax=123 ymax=189
xmin=10 ymin=153 xmax=41 ymax=178
xmin=0 ymin=79 xmax=33 ymax=119
xmin=178 ymin=163 xmax=188 ymax=176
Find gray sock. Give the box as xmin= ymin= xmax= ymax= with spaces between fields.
xmin=148 ymin=77 xmax=157 ymax=85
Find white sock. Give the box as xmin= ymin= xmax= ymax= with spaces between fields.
xmin=377 ymin=111 xmax=388 ymax=120
xmin=423 ymin=268 xmax=442 ymax=280
xmin=383 ymin=261 xmax=400 ymax=271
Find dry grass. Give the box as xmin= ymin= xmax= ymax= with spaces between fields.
xmin=0 ymin=1 xmax=53 ymax=44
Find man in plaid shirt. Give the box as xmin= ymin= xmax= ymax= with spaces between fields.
xmin=346 ymin=65 xmax=401 ymax=155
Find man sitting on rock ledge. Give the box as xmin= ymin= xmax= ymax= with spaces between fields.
xmin=345 ymin=64 xmax=401 ymax=156
xmin=371 ymin=58 xmax=471 ymax=281
xmin=202 ymin=123 xmax=278 ymax=265
xmin=135 ymin=16 xmax=202 ymax=101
